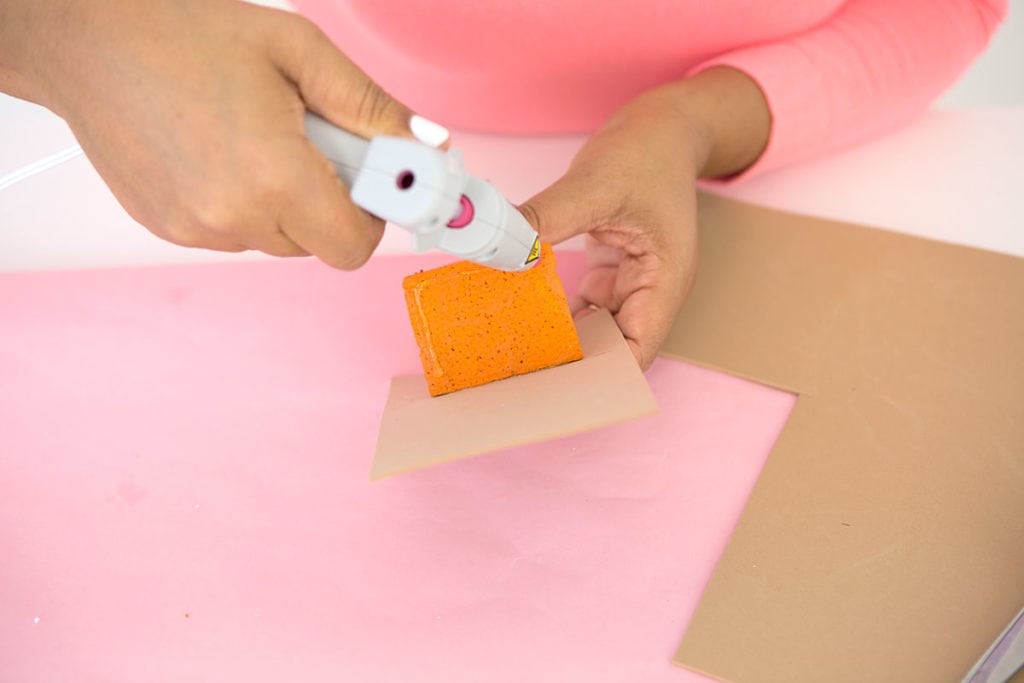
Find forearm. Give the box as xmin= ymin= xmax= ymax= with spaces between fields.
xmin=607 ymin=66 xmax=772 ymax=181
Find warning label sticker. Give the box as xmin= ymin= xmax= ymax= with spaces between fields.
xmin=525 ymin=238 xmax=541 ymax=265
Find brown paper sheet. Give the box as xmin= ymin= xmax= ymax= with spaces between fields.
xmin=372 ymin=309 xmax=657 ymax=480
xmin=668 ymin=193 xmax=1024 ymax=682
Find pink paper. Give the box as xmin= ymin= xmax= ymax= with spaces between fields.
xmin=0 ymin=253 xmax=795 ymax=681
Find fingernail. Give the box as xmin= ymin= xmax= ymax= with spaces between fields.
xmin=410 ymin=115 xmax=449 ymax=147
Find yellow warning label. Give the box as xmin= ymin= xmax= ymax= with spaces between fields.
xmin=525 ymin=237 xmax=541 ymax=265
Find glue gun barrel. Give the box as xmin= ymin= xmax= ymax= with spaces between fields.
xmin=305 ymin=111 xmax=540 ymax=272
xmin=445 ymin=177 xmax=541 ymax=272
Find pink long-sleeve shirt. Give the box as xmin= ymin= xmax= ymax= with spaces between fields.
xmin=293 ymin=0 xmax=1007 ymax=175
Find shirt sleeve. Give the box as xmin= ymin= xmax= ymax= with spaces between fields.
xmin=692 ymin=0 xmax=1008 ymax=179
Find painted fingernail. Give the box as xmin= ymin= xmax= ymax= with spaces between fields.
xmin=410 ymin=115 xmax=450 ymax=147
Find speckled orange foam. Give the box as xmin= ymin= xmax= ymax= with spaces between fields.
xmin=403 ymin=244 xmax=583 ymax=396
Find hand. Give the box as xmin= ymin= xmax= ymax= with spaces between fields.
xmin=0 ymin=0 xmax=443 ymax=269
xmin=520 ymin=103 xmax=701 ymax=370
xmin=520 ymin=67 xmax=770 ymax=369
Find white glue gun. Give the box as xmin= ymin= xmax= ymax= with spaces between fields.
xmin=304 ymin=112 xmax=540 ymax=272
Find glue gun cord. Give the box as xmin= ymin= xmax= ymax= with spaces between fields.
xmin=0 ymin=143 xmax=83 ymax=192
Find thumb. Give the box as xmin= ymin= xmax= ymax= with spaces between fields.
xmin=272 ymin=15 xmax=449 ymax=146
xmin=519 ymin=172 xmax=603 ymax=245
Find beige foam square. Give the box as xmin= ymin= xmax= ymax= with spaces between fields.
xmin=372 ymin=309 xmax=658 ymax=480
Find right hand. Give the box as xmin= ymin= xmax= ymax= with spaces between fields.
xmin=13 ymin=0 xmax=438 ymax=269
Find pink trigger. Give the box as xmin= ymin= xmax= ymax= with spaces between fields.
xmin=446 ymin=195 xmax=475 ymax=229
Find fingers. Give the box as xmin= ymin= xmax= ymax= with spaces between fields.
xmin=159 ymin=230 xmax=248 ymax=254
xmin=578 ymin=236 xmax=694 ymax=371
xmin=265 ymin=13 xmax=450 ymax=269
xmin=614 ymin=281 xmax=685 ymax=371
xmin=584 ymin=236 xmax=625 ymax=269
xmin=571 ymin=305 xmax=600 ymax=322
xmin=577 ymin=265 xmax=619 ymax=310
xmin=244 ymin=135 xmax=385 ymax=268
xmin=519 ymin=172 xmax=609 ymax=245
xmin=245 ymin=231 xmax=309 ymax=258
xmin=159 ymin=213 xmax=308 ymax=258
xmin=185 ymin=155 xmax=381 ymax=267
xmin=611 ymin=264 xmax=687 ymax=371
xmin=271 ymin=14 xmax=447 ymax=146
xmin=273 ymin=143 xmax=385 ymax=270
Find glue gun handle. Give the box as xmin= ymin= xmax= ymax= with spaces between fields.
xmin=303 ymin=112 xmax=368 ymax=187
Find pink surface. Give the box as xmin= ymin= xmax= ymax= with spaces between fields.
xmin=296 ymin=0 xmax=1004 ymax=175
xmin=0 ymin=253 xmax=794 ymax=682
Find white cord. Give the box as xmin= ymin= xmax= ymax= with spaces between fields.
xmin=0 ymin=144 xmax=84 ymax=192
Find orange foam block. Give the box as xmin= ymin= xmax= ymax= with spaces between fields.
xmin=403 ymin=244 xmax=583 ymax=396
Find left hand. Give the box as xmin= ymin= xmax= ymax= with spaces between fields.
xmin=519 ymin=67 xmax=770 ymax=370
xmin=519 ymin=97 xmax=703 ymax=370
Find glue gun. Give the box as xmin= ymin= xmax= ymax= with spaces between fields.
xmin=304 ymin=112 xmax=541 ymax=272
